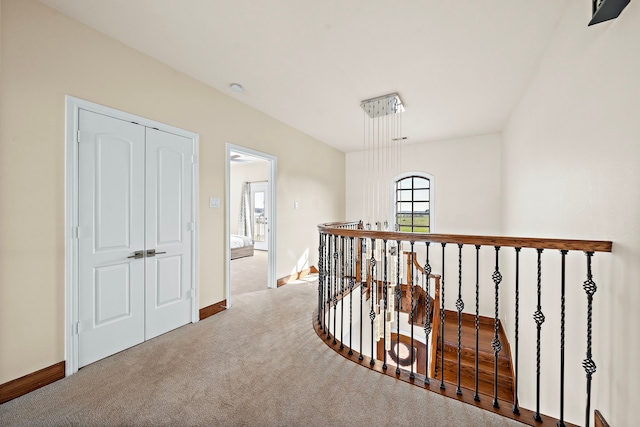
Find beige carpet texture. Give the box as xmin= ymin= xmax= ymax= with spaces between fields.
xmin=231 ymin=250 xmax=268 ymax=296
xmin=0 ymin=277 xmax=525 ymax=426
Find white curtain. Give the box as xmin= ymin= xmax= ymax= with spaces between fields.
xmin=238 ymin=182 xmax=253 ymax=239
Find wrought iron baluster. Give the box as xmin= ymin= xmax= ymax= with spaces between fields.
xmin=424 ymin=242 xmax=432 ymax=385
xmin=369 ymin=238 xmax=376 ymax=366
xmin=533 ymin=248 xmax=545 ymax=421
xmin=474 ymin=245 xmax=481 ymax=402
xmin=349 ymin=237 xmax=355 ymax=356
xmin=396 ymin=240 xmax=402 ymax=375
xmin=326 ymin=235 xmax=333 ymax=341
xmin=382 ymin=239 xmax=388 ymax=370
xmin=359 ymin=237 xmax=364 ymax=360
xmin=456 ymin=244 xmax=464 ymax=395
xmin=410 ymin=241 xmax=415 ymax=379
xmin=319 ymin=233 xmax=324 ymax=330
xmin=513 ymin=247 xmax=521 ymax=414
xmin=340 ymin=236 xmax=345 ymax=350
xmin=332 ymin=235 xmax=338 ymax=345
xmin=583 ymin=252 xmax=597 ymax=427
xmin=314 ymin=223 xmax=609 ymax=427
xmin=440 ymin=243 xmax=446 ymax=390
xmin=318 ymin=233 xmax=323 ymax=327
xmin=558 ymin=250 xmax=568 ymax=427
xmin=491 ymin=246 xmax=502 ymax=408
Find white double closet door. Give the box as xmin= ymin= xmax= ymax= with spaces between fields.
xmin=77 ymin=109 xmax=194 ymax=368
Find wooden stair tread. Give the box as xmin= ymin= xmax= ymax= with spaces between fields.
xmin=439 ymin=342 xmax=511 ymax=370
xmin=432 ymin=308 xmax=515 ymax=403
xmin=433 ymin=370 xmax=514 ymax=402
xmin=435 ymin=346 xmax=513 ymax=388
xmin=437 ymin=358 xmax=513 ymax=387
xmin=441 ymin=329 xmax=501 ymax=353
xmin=434 ymin=356 xmax=514 ymax=401
xmin=441 ymin=319 xmax=506 ymax=356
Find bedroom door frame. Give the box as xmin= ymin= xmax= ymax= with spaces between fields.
xmin=225 ymin=143 xmax=277 ymax=307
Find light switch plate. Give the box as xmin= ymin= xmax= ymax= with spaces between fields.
xmin=209 ymin=197 xmax=220 ymax=208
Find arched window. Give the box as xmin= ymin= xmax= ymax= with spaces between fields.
xmin=393 ymin=172 xmax=434 ymax=233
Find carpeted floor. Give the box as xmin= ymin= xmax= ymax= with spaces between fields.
xmin=231 ymin=250 xmax=268 ymax=296
xmin=0 ymin=278 xmax=525 ymax=427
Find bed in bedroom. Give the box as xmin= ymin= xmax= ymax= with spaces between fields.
xmin=230 ymin=234 xmax=254 ymax=260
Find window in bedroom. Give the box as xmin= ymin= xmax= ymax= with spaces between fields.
xmin=394 ymin=173 xmax=433 ymax=233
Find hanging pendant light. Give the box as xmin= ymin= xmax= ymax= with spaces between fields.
xmin=360 ymin=93 xmax=404 ymax=231
xmin=359 ymin=92 xmax=406 ymax=345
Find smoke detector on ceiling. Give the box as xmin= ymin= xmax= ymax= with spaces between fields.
xmin=229 ymin=83 xmax=243 ymax=93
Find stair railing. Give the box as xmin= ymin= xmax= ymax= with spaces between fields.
xmin=316 ymin=221 xmax=612 ymax=427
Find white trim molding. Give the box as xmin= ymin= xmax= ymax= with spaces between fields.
xmin=64 ymin=96 xmax=200 ymax=376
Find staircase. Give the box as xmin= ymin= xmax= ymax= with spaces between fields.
xmin=400 ymin=251 xmax=514 ymax=401
xmin=432 ymin=310 xmax=514 ymax=401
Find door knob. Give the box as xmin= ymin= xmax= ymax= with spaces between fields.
xmin=146 ymin=249 xmax=167 ymax=257
xmin=127 ymin=250 xmax=144 ymax=259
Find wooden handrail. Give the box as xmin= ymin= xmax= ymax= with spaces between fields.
xmin=319 ymin=222 xmax=612 ymax=253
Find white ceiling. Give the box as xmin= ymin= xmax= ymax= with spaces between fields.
xmin=39 ymin=0 xmax=572 ymax=152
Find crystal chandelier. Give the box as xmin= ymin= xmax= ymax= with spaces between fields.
xmin=360 ymin=92 xmax=404 ymax=231
xmin=359 ymin=93 xmax=406 ymax=350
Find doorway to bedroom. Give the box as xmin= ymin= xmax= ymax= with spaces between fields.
xmin=226 ymin=144 xmax=277 ymax=306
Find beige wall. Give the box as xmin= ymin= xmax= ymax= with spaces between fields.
xmin=346 ymin=133 xmax=502 ymax=236
xmin=0 ymin=0 xmax=345 ymax=383
xmin=500 ymin=0 xmax=640 ymax=425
